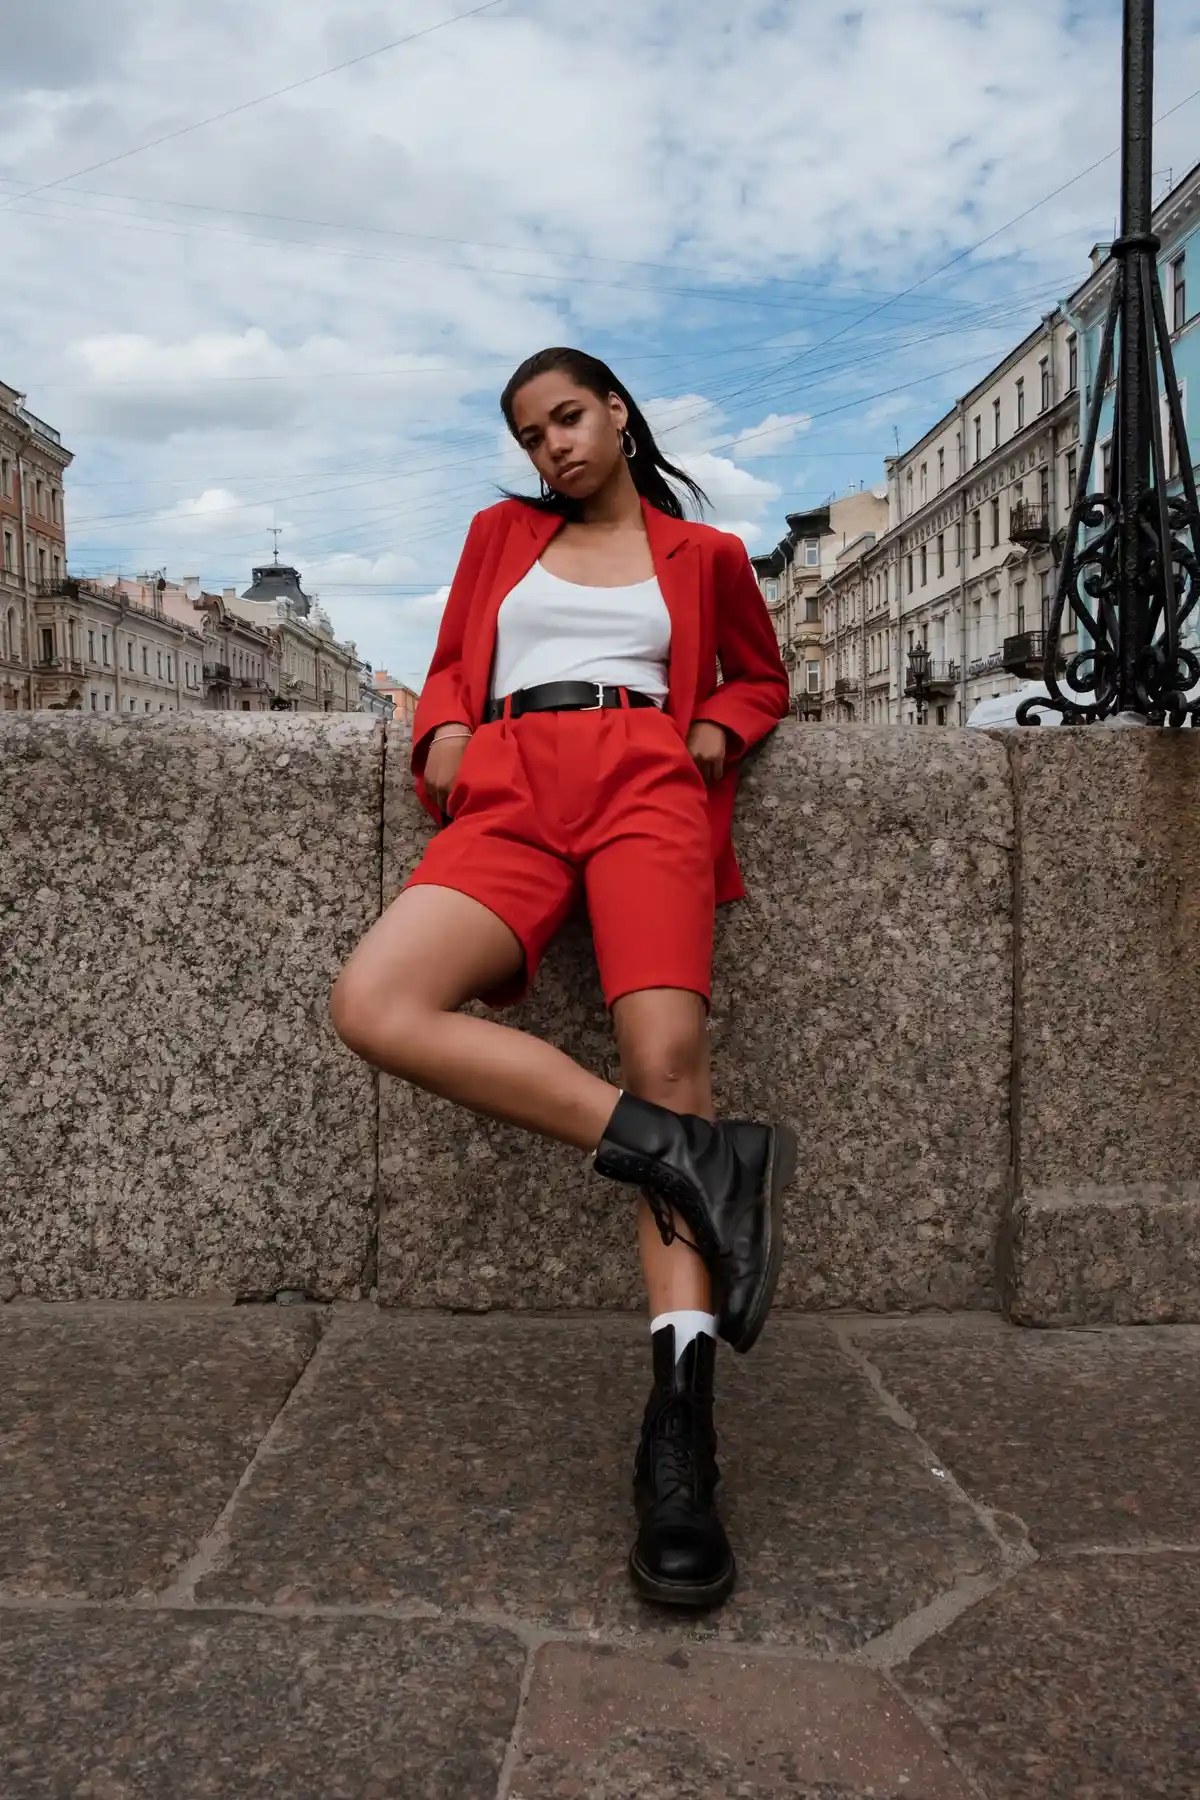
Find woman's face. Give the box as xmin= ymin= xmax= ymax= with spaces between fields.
xmin=510 ymin=371 xmax=628 ymax=500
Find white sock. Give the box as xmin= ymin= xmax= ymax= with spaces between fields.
xmin=651 ymin=1309 xmax=718 ymax=1362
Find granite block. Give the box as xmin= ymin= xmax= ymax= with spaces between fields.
xmin=1006 ymin=1181 xmax=1200 ymax=1324
xmin=200 ymin=1312 xmax=999 ymax=1650
xmin=0 ymin=713 xmax=381 ymax=1299
xmin=1012 ymin=730 xmax=1200 ymax=1193
xmin=509 ymin=1643 xmax=975 ymax=1799
xmin=846 ymin=1313 xmax=1200 ymax=1549
xmin=0 ymin=1304 xmax=318 ymax=1598
xmin=897 ymin=1554 xmax=1200 ymax=1800
xmin=0 ymin=1610 xmax=523 ymax=1799
xmin=380 ymin=721 xmax=1013 ymax=1313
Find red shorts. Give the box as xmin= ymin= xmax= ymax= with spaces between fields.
xmin=406 ymin=701 xmax=716 ymax=1009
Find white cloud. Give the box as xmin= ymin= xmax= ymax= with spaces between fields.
xmin=3 ymin=0 xmax=1198 ymax=677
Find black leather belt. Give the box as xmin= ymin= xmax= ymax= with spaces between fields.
xmin=484 ymin=681 xmax=659 ymax=723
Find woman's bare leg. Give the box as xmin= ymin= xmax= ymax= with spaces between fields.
xmin=611 ymin=988 xmax=715 ymax=1317
xmin=329 ymin=885 xmax=619 ymax=1150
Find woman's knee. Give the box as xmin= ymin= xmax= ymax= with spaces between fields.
xmin=328 ymin=962 xmax=433 ymax=1065
xmin=617 ymin=1015 xmax=709 ymax=1105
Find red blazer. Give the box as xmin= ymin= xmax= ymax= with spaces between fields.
xmin=411 ymin=496 xmax=790 ymax=904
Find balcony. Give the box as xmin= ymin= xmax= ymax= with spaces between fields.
xmin=33 ymin=656 xmax=85 ymax=676
xmin=1010 ymin=501 xmax=1050 ymax=546
xmin=904 ymin=659 xmax=958 ymax=698
xmin=203 ymin=663 xmax=232 ymax=684
xmin=968 ymin=649 xmax=1006 ymax=679
xmin=1003 ymin=631 xmax=1066 ymax=679
xmin=834 ymin=677 xmax=852 ymax=698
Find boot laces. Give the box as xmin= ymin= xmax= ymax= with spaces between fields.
xmin=643 ymin=1183 xmax=724 ymax=1265
xmin=645 ymin=1395 xmax=711 ymax=1510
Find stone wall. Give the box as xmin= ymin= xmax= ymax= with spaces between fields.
xmin=3 ymin=712 xmax=1198 ymax=1322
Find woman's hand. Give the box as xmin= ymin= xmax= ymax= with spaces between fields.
xmin=423 ymin=726 xmax=471 ymax=814
xmin=686 ymin=720 xmax=728 ymax=785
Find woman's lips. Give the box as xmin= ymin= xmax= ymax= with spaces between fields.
xmin=557 ymin=462 xmax=587 ymax=482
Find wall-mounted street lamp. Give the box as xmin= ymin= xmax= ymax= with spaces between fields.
xmin=1020 ymin=0 xmax=1200 ymax=725
xmin=905 ymin=642 xmax=934 ymax=723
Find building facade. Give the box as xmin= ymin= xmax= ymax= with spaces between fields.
xmin=1 ymin=381 xmax=73 ymax=712
xmin=751 ymin=490 xmax=888 ymax=719
xmin=370 ymin=670 xmax=416 ymax=724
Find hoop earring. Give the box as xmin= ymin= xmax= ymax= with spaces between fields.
xmin=539 ymin=475 xmax=553 ymax=499
xmin=620 ymin=428 xmax=637 ymax=460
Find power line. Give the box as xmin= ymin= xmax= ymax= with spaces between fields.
xmin=0 ymin=1 xmax=506 ymax=212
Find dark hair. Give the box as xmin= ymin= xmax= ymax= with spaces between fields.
xmin=499 ymin=346 xmax=708 ymax=521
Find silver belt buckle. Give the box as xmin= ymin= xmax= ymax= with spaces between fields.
xmin=583 ymin=681 xmax=606 ymax=711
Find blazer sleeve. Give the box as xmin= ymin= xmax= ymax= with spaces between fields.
xmin=410 ymin=511 xmax=489 ymax=783
xmin=694 ymin=532 xmax=790 ymax=757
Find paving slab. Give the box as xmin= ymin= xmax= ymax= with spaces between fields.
xmin=0 ymin=1305 xmax=318 ymax=1599
xmin=897 ymin=1553 xmax=1200 ymax=1800
xmin=0 ymin=1609 xmax=523 ymax=1800
xmin=847 ymin=1314 xmax=1200 ymax=1549
xmin=200 ymin=1313 xmax=998 ymax=1650
xmin=508 ymin=1641 xmax=976 ymax=1799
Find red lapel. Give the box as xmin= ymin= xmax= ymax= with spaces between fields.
xmin=641 ymin=498 xmax=699 ymax=730
xmin=464 ymin=504 xmax=561 ymax=721
xmin=464 ymin=497 xmax=701 ymax=726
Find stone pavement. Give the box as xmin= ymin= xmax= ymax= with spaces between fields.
xmin=1 ymin=1306 xmax=1197 ymax=1798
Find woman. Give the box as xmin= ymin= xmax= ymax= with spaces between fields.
xmin=330 ymin=346 xmax=795 ymax=1610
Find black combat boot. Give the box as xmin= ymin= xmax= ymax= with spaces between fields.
xmin=593 ymin=1093 xmax=796 ymax=1354
xmin=629 ymin=1324 xmax=735 ymax=1608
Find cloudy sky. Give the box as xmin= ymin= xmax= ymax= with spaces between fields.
xmin=3 ymin=0 xmax=1199 ymax=686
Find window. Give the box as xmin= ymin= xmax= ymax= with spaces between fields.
xmin=955 ymin=519 xmax=963 ymax=567
xmin=1040 ymin=469 xmax=1050 ymax=510
xmin=993 ymin=398 xmax=1002 ymax=447
xmin=40 ymin=626 xmax=54 ymax=662
xmin=804 ymin=539 xmax=819 ymax=567
xmin=102 ymin=633 xmax=110 ymax=667
xmin=2 ymin=531 xmax=12 ymax=572
xmin=955 ymin=430 xmax=963 ymax=474
xmin=805 ymin=595 xmax=819 ymax=623
xmin=936 ymin=704 xmax=948 ymax=726
xmin=0 ymin=459 xmax=8 ymax=496
xmin=1067 ymin=334 xmax=1078 ymax=393
xmin=1172 ymin=255 xmax=1187 ymax=333
xmin=1040 ymin=571 xmax=1051 ymax=630
xmin=156 ymin=650 xmax=163 ymax=679
xmin=972 ymin=510 xmax=982 ymax=557
xmin=52 ymin=554 xmax=60 ymax=580
xmin=1102 ymin=439 xmax=1113 ymax=489
xmin=906 ymin=470 xmax=913 ymax=516
xmin=142 ymin=645 xmax=149 ymax=675
xmin=52 ymin=490 xmax=59 ymax=523
xmin=1015 ymin=580 xmax=1026 ymax=634
xmin=920 ymin=462 xmax=928 ymax=503
xmin=88 ymin=629 xmax=95 ymax=662
xmin=1040 ymin=356 xmax=1051 ymax=412
xmin=937 ymin=533 xmax=945 ymax=577
xmin=127 ymin=641 xmax=134 ymax=670
xmin=764 ymin=580 xmax=778 ymax=603
xmin=35 ymin=481 xmax=44 ymax=515
xmin=1066 ymin=449 xmax=1078 ymax=499
xmin=90 ymin=692 xmax=98 ymax=711
xmin=806 ymin=660 xmax=820 ymax=693
xmin=167 ymin=653 xmax=173 ymax=682
xmin=37 ymin=547 xmax=46 ymax=580
xmin=1016 ymin=378 xmax=1025 ymax=429
xmin=906 ymin=554 xmax=914 ymax=594
xmin=937 ymin=447 xmax=945 ymax=492
xmin=920 ymin=544 xmax=928 ymax=586
xmin=974 ymin=415 xmax=982 ymax=463
xmin=991 ymin=497 xmax=1001 ymax=547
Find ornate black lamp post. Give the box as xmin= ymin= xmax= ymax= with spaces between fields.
xmin=906 ymin=641 xmax=934 ymax=723
xmin=1020 ymin=0 xmax=1200 ymax=726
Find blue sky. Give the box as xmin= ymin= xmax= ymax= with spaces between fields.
xmin=2 ymin=0 xmax=1199 ymax=687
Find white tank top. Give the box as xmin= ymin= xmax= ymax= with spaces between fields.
xmin=490 ymin=560 xmax=670 ymax=704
